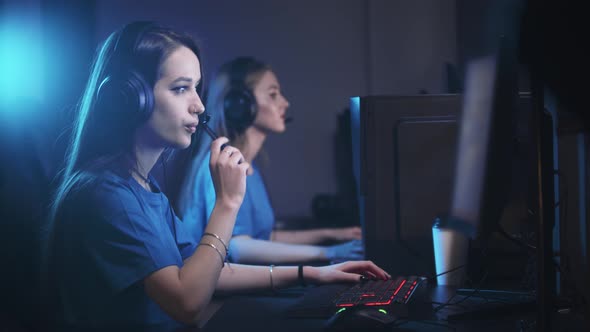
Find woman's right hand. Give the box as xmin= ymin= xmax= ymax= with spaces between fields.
xmin=209 ymin=137 xmax=250 ymax=210
xmin=306 ymin=260 xmax=391 ymax=284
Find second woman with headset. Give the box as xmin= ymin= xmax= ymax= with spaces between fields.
xmin=174 ymin=56 xmax=364 ymax=265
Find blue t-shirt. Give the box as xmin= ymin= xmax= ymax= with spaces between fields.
xmin=183 ymin=152 xmax=275 ymax=244
xmin=51 ymin=166 xmax=198 ymax=328
xmin=235 ymin=164 xmax=275 ymax=240
xmin=180 ymin=153 xmax=216 ymax=239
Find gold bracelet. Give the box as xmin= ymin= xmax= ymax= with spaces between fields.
xmin=269 ymin=264 xmax=275 ymax=292
xmin=202 ymin=232 xmax=229 ymax=257
xmin=197 ymin=243 xmax=225 ymax=268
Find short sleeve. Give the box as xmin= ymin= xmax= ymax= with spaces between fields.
xmin=82 ymin=179 xmax=185 ymax=294
xmin=181 ymin=155 xmax=216 ymax=240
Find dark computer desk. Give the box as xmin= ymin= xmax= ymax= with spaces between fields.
xmin=13 ymin=285 xmax=581 ymax=332
xmin=198 ymin=285 xmax=544 ymax=332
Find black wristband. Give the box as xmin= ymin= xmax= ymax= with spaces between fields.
xmin=298 ymin=265 xmax=307 ymax=287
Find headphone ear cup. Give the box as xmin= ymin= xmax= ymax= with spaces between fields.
xmin=96 ymin=70 xmax=154 ymax=122
xmin=223 ymin=86 xmax=257 ymax=133
xmin=126 ymin=70 xmax=154 ymax=120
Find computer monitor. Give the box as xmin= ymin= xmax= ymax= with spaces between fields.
xmin=448 ymin=50 xmax=518 ymax=241
xmin=349 ymin=45 xmax=537 ymax=282
xmin=441 ymin=39 xmax=556 ymax=330
xmin=349 ymin=98 xmax=364 ymax=238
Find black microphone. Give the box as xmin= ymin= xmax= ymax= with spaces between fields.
xmin=284 ymin=116 xmax=294 ymax=124
xmin=198 ymin=114 xmax=228 ymax=151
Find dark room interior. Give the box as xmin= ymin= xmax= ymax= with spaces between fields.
xmin=1 ymin=0 xmax=588 ymax=331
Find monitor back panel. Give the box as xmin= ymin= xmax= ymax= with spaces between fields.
xmin=359 ymin=95 xmax=461 ymax=276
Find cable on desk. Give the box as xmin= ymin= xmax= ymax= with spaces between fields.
xmin=426 ymin=263 xmax=468 ymax=282
xmin=393 ymin=318 xmax=457 ymax=331
xmin=497 ymin=225 xmax=537 ymax=251
xmin=429 ymin=301 xmax=469 ymax=310
xmin=432 ymin=270 xmax=490 ymax=313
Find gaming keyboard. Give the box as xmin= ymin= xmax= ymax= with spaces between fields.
xmin=333 ymin=275 xmax=426 ymax=307
xmin=286 ymin=275 xmax=428 ymax=318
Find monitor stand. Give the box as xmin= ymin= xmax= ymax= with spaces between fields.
xmin=446 ymin=288 xmax=537 ymax=321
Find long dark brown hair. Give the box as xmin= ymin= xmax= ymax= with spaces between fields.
xmin=42 ymin=21 xmax=203 ymax=307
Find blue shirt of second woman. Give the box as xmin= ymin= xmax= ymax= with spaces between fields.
xmin=183 ymin=151 xmax=275 ymax=256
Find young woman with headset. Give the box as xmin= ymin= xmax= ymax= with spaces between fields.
xmin=43 ymin=22 xmax=389 ymax=329
xmin=172 ymin=57 xmax=364 ymax=265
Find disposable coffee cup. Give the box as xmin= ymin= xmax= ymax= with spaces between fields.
xmin=432 ymin=217 xmax=469 ymax=286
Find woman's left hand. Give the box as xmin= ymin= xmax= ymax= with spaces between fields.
xmin=306 ymin=260 xmax=391 ymax=284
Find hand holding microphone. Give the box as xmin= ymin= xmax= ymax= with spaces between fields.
xmin=199 ymin=113 xmax=252 ymax=175
xmin=209 ymin=137 xmax=249 ymax=210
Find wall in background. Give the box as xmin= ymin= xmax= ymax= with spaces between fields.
xmin=92 ymin=0 xmax=458 ymax=219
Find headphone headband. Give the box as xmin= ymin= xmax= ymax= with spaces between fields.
xmin=226 ymin=56 xmax=265 ymax=88
xmin=223 ymin=57 xmax=267 ymax=136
